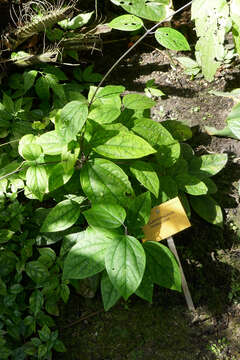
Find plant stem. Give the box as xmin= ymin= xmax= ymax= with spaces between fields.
xmin=88 ymin=0 xmax=193 ymax=108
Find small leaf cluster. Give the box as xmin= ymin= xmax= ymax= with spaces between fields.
xmin=0 ymin=198 xmax=67 ymax=359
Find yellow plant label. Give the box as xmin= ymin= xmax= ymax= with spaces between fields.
xmin=143 ymin=197 xmax=191 ymax=242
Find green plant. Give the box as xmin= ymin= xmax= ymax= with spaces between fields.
xmin=1 ymin=69 xmax=228 ymax=314
xmin=0 ymin=197 xmax=67 ymax=359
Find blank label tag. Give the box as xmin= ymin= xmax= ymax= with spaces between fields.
xmin=143 ymin=197 xmax=191 ymax=242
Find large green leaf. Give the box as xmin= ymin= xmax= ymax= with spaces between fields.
xmin=135 ymin=271 xmax=153 ymax=303
xmin=155 ymin=27 xmax=190 ymax=51
xmin=108 ymin=14 xmax=143 ymax=31
xmin=41 ymin=198 xmax=83 ymax=232
xmin=176 ymin=174 xmax=208 ymax=196
xmin=126 ymin=192 xmax=151 ymax=236
xmin=123 ymin=94 xmax=156 ymax=110
xmin=158 ymin=175 xmax=178 ymax=203
xmin=130 ymin=160 xmax=159 ymax=198
xmin=111 ymin=0 xmax=169 ymax=21
xmin=88 ymin=85 xmax=125 ymax=107
xmin=88 ymin=105 xmax=121 ymax=124
xmin=132 ymin=118 xmax=180 ymax=167
xmin=143 ymin=241 xmax=181 ymax=291
xmin=36 ymin=131 xmax=66 ymax=155
xmin=189 ymin=195 xmax=223 ymax=227
xmin=189 ymin=154 xmax=228 ymax=178
xmin=105 ymin=235 xmax=146 ymax=300
xmin=92 ymin=132 xmax=156 ymax=159
xmin=26 ymin=165 xmax=48 ymax=201
xmin=83 ymin=203 xmax=126 ymax=229
xmin=101 ymin=271 xmax=121 ymax=311
xmin=80 ymin=158 xmax=133 ymax=206
xmin=21 ymin=143 xmax=42 ymax=161
xmin=55 ymin=100 xmax=88 ymax=142
xmin=63 ymin=227 xmax=116 ymax=279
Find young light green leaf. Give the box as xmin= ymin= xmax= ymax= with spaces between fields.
xmin=231 ymin=0 xmax=240 ymax=55
xmin=189 ymin=195 xmax=223 ymax=228
xmin=176 ymin=174 xmax=208 ymax=196
xmin=88 ymin=105 xmax=121 ymax=124
xmin=18 ymin=134 xmax=37 ymax=157
xmin=55 ymin=100 xmax=88 ymax=142
xmin=111 ymin=0 xmax=168 ymax=22
xmin=41 ymin=198 xmax=82 ymax=232
xmin=189 ymin=154 xmax=228 ymax=178
xmin=83 ymin=203 xmax=126 ymax=229
xmin=155 ymin=27 xmax=190 ymax=51
xmin=143 ymin=241 xmax=181 ymax=291
xmin=105 ymin=235 xmax=146 ymax=300
xmin=108 ymin=14 xmax=143 ymax=31
xmin=58 ymin=12 xmax=93 ymax=29
xmin=130 ymin=160 xmax=159 ymax=198
xmin=26 ymin=165 xmax=48 ymax=201
xmin=21 ymin=143 xmax=42 ymax=161
xmin=80 ymin=158 xmax=134 ymax=206
xmin=63 ymin=227 xmax=116 ymax=279
xmin=123 ymin=94 xmax=156 ymax=110
xmin=101 ymin=271 xmax=121 ymax=311
xmin=93 ymin=132 xmax=156 ymax=159
xmin=36 ymin=131 xmax=66 ymax=155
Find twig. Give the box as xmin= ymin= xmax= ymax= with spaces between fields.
xmin=88 ymin=0 xmax=193 ymax=108
xmin=61 ymin=310 xmax=104 ymax=329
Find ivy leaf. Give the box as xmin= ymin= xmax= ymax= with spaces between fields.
xmin=26 ymin=165 xmax=48 ymax=201
xmin=155 ymin=27 xmax=190 ymax=51
xmin=83 ymin=203 xmax=126 ymax=229
xmin=108 ymin=14 xmax=143 ymax=31
xmin=63 ymin=227 xmax=116 ymax=279
xmin=130 ymin=160 xmax=159 ymax=198
xmin=189 ymin=195 xmax=223 ymax=228
xmin=55 ymin=100 xmax=88 ymax=142
xmin=41 ymin=198 xmax=83 ymax=232
xmin=92 ymin=132 xmax=156 ymax=159
xmin=123 ymin=94 xmax=156 ymax=110
xmin=143 ymin=242 xmax=181 ymax=291
xmin=105 ymin=235 xmax=146 ymax=300
xmin=189 ymin=154 xmax=228 ymax=178
xmin=80 ymin=158 xmax=134 ymax=206
xmin=101 ymin=271 xmax=121 ymax=311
